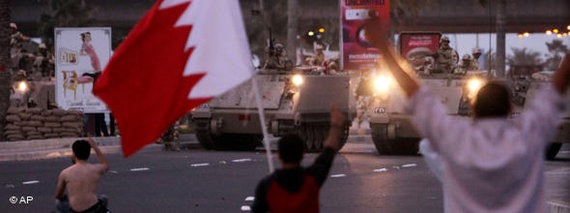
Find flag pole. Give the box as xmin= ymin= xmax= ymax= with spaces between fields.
xmin=251 ymin=77 xmax=275 ymax=173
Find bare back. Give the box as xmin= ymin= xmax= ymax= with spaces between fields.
xmin=60 ymin=163 xmax=105 ymax=211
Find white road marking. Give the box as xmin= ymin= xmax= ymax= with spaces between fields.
xmin=4 ymin=184 xmax=15 ymax=188
xmin=546 ymin=168 xmax=570 ymax=175
xmin=330 ymin=174 xmax=346 ymax=178
xmin=109 ymin=170 xmax=119 ymax=174
xmin=245 ymin=196 xmax=255 ymax=201
xmin=219 ymin=161 xmax=227 ymax=164
xmin=241 ymin=205 xmax=251 ymax=211
xmin=130 ymin=168 xmax=150 ymax=172
xmin=191 ymin=163 xmax=210 ymax=167
xmin=22 ymin=180 xmax=39 ymax=185
xmin=402 ymin=163 xmax=417 ymax=168
xmin=232 ymin=158 xmax=252 ymax=163
xmin=392 ymin=166 xmax=400 ymax=170
xmin=373 ymin=168 xmax=388 ymax=173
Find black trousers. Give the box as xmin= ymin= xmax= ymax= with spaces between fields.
xmin=94 ymin=113 xmax=109 ymax=137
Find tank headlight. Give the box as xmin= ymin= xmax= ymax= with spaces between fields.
xmin=467 ymin=78 xmax=483 ymax=94
xmin=373 ymin=76 xmax=391 ymax=93
xmin=467 ymin=78 xmax=485 ymax=100
xmin=292 ymin=75 xmax=303 ymax=86
xmin=17 ymin=81 xmax=28 ymax=93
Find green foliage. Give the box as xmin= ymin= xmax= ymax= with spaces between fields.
xmin=507 ymin=47 xmax=543 ymax=66
xmin=38 ymin=0 xmax=98 ymax=49
xmin=544 ymin=39 xmax=568 ymax=71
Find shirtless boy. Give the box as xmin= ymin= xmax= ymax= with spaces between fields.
xmin=55 ymin=138 xmax=110 ymax=213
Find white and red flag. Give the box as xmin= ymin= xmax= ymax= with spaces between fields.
xmin=94 ymin=0 xmax=254 ymax=156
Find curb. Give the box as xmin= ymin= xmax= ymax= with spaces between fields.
xmin=0 ymin=145 xmax=123 ymax=162
xmin=0 ymin=134 xmax=201 ymax=162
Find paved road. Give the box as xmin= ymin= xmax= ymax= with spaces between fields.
xmin=1 ymin=141 xmax=569 ymax=213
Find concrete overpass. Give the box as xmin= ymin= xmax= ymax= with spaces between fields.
xmin=12 ymin=0 xmax=570 ymax=37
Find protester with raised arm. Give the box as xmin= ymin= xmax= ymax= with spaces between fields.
xmin=365 ymin=20 xmax=570 ymax=212
xmin=55 ymin=137 xmax=110 ymax=213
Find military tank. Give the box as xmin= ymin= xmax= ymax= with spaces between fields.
xmin=511 ymin=71 xmax=570 ymax=160
xmin=191 ymin=67 xmax=352 ymax=151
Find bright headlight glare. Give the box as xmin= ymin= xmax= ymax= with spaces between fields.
xmin=292 ymin=75 xmax=303 ymax=86
xmin=374 ymin=76 xmax=391 ymax=93
xmin=468 ymin=78 xmax=483 ymax=93
xmin=17 ymin=81 xmax=28 ymax=92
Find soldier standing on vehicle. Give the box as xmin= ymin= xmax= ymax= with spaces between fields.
xmin=365 ymin=22 xmax=570 ymax=212
xmin=55 ymin=138 xmax=110 ymax=213
xmin=252 ymin=105 xmax=344 ymax=213
xmin=471 ymin=48 xmax=482 ymax=70
xmin=433 ymin=36 xmax=459 ymax=74
xmin=263 ymin=43 xmax=293 ymax=71
xmin=457 ymin=54 xmax=476 ymax=74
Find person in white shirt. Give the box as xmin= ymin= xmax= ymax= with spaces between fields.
xmin=364 ymin=22 xmax=570 ymax=212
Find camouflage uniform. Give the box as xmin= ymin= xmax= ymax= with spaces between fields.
xmin=433 ymin=36 xmax=459 ymax=74
xmin=457 ymin=54 xmax=477 ymax=74
xmin=160 ymin=124 xmax=181 ymax=151
xmin=355 ymin=72 xmax=374 ymax=129
xmin=471 ymin=48 xmax=482 ymax=70
xmin=263 ymin=43 xmax=293 ymax=71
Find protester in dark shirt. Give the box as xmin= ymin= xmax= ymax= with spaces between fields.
xmin=252 ymin=105 xmax=344 ymax=213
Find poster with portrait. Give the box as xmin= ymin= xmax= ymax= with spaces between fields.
xmin=341 ymin=0 xmax=390 ymax=71
xmin=54 ymin=28 xmax=111 ymax=113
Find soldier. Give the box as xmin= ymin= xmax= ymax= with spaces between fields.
xmin=355 ymin=70 xmax=374 ymax=130
xmin=263 ymin=43 xmax=293 ymax=71
xmin=433 ymin=36 xmax=459 ymax=74
xmin=457 ymin=54 xmax=476 ymax=74
xmin=159 ymin=124 xmax=181 ymax=151
xmin=313 ymin=44 xmax=325 ymax=66
xmin=471 ymin=48 xmax=482 ymax=70
xmin=417 ymin=56 xmax=435 ymax=75
xmin=9 ymin=23 xmax=29 ymax=46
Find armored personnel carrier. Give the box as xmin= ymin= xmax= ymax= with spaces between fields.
xmin=367 ymin=71 xmax=484 ymax=155
xmin=191 ymin=68 xmax=352 ymax=151
xmin=512 ymin=71 xmax=570 ymax=160
xmin=368 ymin=66 xmax=569 ymax=158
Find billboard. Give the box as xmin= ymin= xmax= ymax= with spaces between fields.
xmin=399 ymin=32 xmax=441 ymax=70
xmin=341 ymin=0 xmax=390 ymax=71
xmin=55 ymin=28 xmax=111 ymax=113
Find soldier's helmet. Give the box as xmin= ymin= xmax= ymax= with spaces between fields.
xmin=462 ymin=54 xmax=472 ymax=61
xmin=440 ymin=36 xmax=450 ymax=43
xmin=9 ymin=23 xmax=17 ymax=30
xmin=274 ymin=43 xmax=284 ymax=50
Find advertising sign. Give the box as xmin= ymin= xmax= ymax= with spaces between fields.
xmin=55 ymin=28 xmax=111 ymax=113
xmin=399 ymin=32 xmax=441 ymax=69
xmin=341 ymin=0 xmax=390 ymax=71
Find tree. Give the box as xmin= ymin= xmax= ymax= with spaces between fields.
xmin=507 ymin=47 xmax=543 ymax=66
xmin=38 ymin=0 xmax=97 ymax=49
xmin=544 ymin=39 xmax=568 ymax=71
xmin=0 ymin=0 xmax=11 ymax=141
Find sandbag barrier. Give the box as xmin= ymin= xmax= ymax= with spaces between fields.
xmin=4 ymin=107 xmax=84 ymax=141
